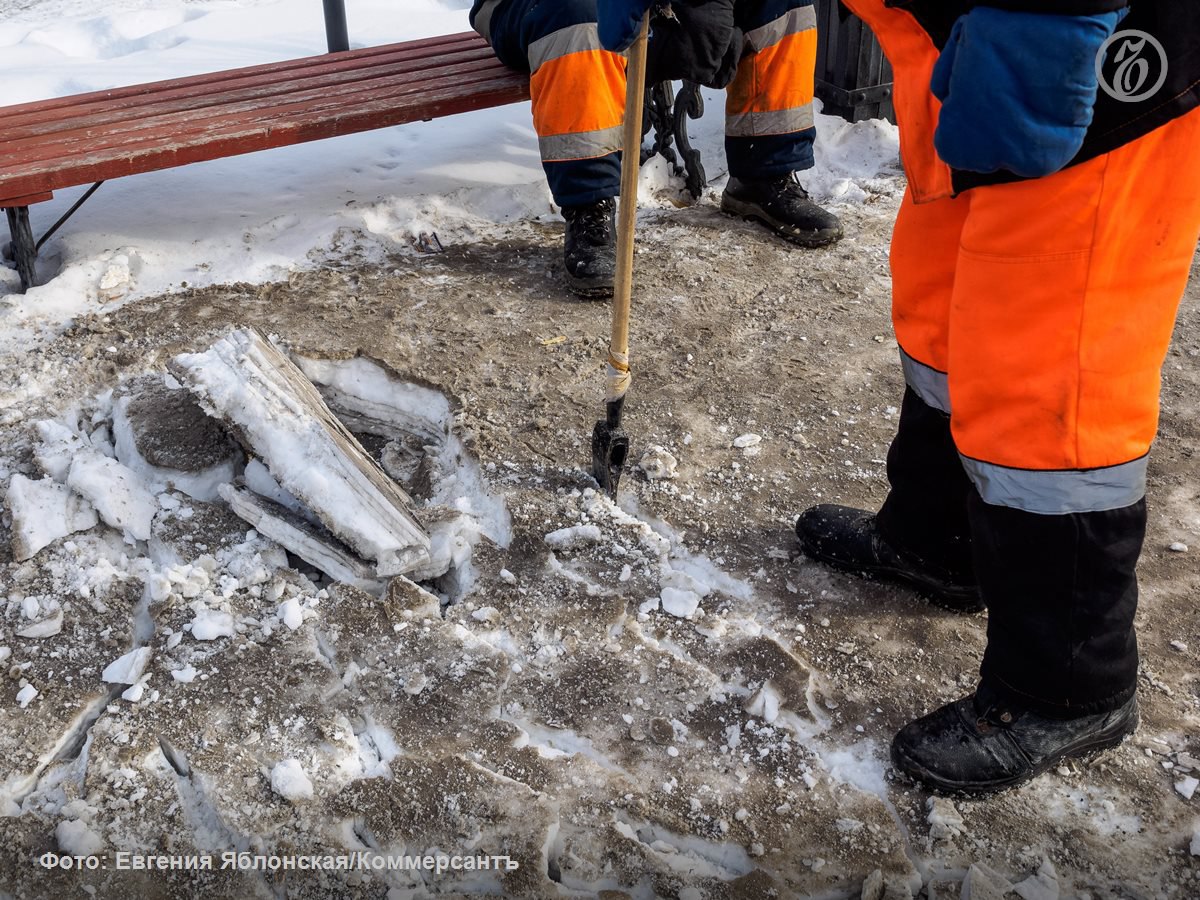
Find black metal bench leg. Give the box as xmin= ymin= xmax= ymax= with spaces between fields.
xmin=5 ymin=206 xmax=38 ymax=292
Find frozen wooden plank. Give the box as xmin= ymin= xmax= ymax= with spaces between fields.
xmin=218 ymin=484 xmax=385 ymax=594
xmin=170 ymin=328 xmax=430 ymax=577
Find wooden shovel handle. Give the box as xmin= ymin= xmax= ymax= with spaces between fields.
xmin=610 ymin=14 xmax=649 ymax=361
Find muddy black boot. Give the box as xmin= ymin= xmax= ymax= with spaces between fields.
xmin=721 ymin=172 xmax=843 ymax=247
xmin=562 ymin=198 xmax=616 ymax=298
xmin=795 ymin=505 xmax=982 ymax=611
xmin=795 ymin=387 xmax=981 ymax=611
xmin=891 ymin=684 xmax=1139 ymax=795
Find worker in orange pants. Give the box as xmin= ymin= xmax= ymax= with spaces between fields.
xmin=472 ymin=0 xmax=843 ymax=297
xmin=793 ymin=0 xmax=1200 ymax=792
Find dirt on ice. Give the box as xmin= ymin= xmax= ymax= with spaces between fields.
xmin=1 ymin=181 xmax=1199 ymax=899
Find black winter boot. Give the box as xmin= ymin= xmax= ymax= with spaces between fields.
xmin=562 ymin=198 xmax=616 ymax=298
xmin=721 ymin=172 xmax=843 ymax=247
xmin=796 ymin=506 xmax=982 ymax=612
xmin=795 ymin=388 xmax=981 ymax=612
xmin=891 ymin=683 xmax=1138 ymax=795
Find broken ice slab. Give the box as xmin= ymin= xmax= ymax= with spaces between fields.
xmin=5 ymin=474 xmax=99 ymax=561
xmin=219 ymin=484 xmax=386 ymax=594
xmin=170 ymin=328 xmax=430 ymax=577
xmin=111 ymin=375 xmax=242 ymax=502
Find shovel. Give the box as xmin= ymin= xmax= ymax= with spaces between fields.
xmin=591 ymin=13 xmax=650 ymax=497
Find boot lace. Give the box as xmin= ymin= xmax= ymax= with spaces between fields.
xmin=568 ymin=199 xmax=614 ymax=245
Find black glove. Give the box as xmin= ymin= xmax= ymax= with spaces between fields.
xmin=645 ymin=0 xmax=743 ymax=90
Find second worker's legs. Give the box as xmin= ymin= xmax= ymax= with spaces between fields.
xmin=720 ymin=0 xmax=842 ymax=247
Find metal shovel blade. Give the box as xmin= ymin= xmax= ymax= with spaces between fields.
xmin=591 ymin=403 xmax=629 ymax=498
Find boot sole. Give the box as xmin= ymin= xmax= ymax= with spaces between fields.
xmin=796 ymin=531 xmax=985 ymax=614
xmin=891 ymin=707 xmax=1139 ymax=796
xmin=565 ymin=276 xmax=614 ymax=300
xmin=720 ymin=195 xmax=844 ymax=248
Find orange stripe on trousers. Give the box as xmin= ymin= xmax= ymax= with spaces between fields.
xmin=725 ymin=30 xmax=817 ymax=122
xmin=530 ymin=49 xmax=625 ymax=142
xmin=889 ymin=109 xmax=1200 ymax=472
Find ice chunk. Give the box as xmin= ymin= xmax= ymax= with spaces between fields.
xmin=639 ymin=445 xmax=678 ymax=480
xmin=102 ymin=647 xmax=152 ymax=685
xmin=16 ymin=685 xmax=38 ymax=709
xmin=190 ymin=608 xmax=235 ymax=641
xmin=279 ymin=598 xmax=304 ymax=630
xmin=271 ymin=759 xmax=314 ymax=802
xmin=67 ymin=452 xmax=157 ymax=542
xmin=55 ymin=819 xmax=105 ymax=856
xmin=33 ymin=420 xmax=89 ymax=482
xmin=660 ymin=586 xmax=700 ymax=618
xmin=544 ymin=524 xmax=602 ymax=549
xmin=6 ymin=474 xmax=99 ymax=561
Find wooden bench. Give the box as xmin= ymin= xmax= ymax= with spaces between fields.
xmin=0 ymin=31 xmax=530 ymax=292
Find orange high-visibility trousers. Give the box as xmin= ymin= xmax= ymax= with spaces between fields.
xmin=893 ymin=114 xmax=1200 ymax=514
xmin=850 ymin=0 xmax=1200 ymax=515
xmin=474 ymin=0 xmax=821 ymax=205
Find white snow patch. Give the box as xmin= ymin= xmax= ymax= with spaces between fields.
xmin=5 ymin=474 xmax=99 ymax=561
xmin=56 ymin=819 xmax=105 ymax=856
xmin=102 ymin=646 xmax=153 ymax=685
xmin=271 ymin=759 xmax=314 ymax=802
xmin=16 ymin=685 xmax=39 ymax=709
xmin=189 ymin=607 xmax=235 ymax=641
xmin=67 ymin=451 xmax=158 ymax=542
xmin=544 ymin=524 xmax=602 ymax=550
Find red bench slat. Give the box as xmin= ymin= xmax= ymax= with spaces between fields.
xmin=0 ymin=47 xmax=501 ymax=154
xmin=2 ymin=40 xmax=494 ymax=138
xmin=0 ymin=75 xmax=530 ymax=202
xmin=0 ymin=32 xmax=531 ymax=205
xmin=0 ymin=31 xmax=482 ymax=120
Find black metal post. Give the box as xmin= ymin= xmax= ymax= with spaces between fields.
xmin=322 ymin=0 xmax=349 ymax=53
xmin=4 ymin=206 xmax=38 ymax=292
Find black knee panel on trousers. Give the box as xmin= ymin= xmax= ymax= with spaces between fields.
xmin=971 ymin=491 xmax=1145 ymax=717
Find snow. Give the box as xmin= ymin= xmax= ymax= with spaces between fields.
xmin=1176 ymin=776 xmax=1199 ymax=800
xmin=15 ymin=684 xmax=38 ymax=709
xmin=101 ymin=646 xmax=153 ymax=685
xmin=544 ymin=524 xmax=603 ymax=550
xmin=3 ymin=1 xmax=1187 ymax=894
xmin=270 ymin=758 xmax=314 ymax=802
xmin=189 ymin=606 xmax=235 ymax=641
xmin=67 ymin=452 xmax=159 ymax=542
xmin=5 ymin=474 xmax=99 ymax=561
xmin=279 ymin=597 xmax=304 ymax=630
xmin=55 ymin=818 xmax=105 ymax=856
xmin=110 ymin=393 xmax=237 ymax=502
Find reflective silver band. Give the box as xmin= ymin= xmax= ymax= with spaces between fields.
xmin=961 ymin=455 xmax=1148 ymax=515
xmin=745 ymin=5 xmax=817 ymax=53
xmin=726 ymin=102 xmax=815 ymax=137
xmin=899 ymin=347 xmax=950 ymax=414
xmin=529 ymin=22 xmax=603 ymax=73
xmin=539 ymin=124 xmax=623 ymax=162
xmin=471 ymin=0 xmax=504 ymax=43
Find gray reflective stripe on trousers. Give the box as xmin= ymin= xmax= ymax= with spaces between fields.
xmin=899 ymin=347 xmax=950 ymax=414
xmin=471 ymin=0 xmax=503 ymax=43
xmin=960 ymin=455 xmax=1148 ymax=515
xmin=528 ymin=22 xmax=603 ymax=72
xmin=745 ymin=5 xmax=817 ymax=52
xmin=540 ymin=124 xmax=623 ymax=162
xmin=726 ymin=103 xmax=814 ymax=137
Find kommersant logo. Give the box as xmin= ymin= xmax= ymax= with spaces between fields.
xmin=1096 ymin=29 xmax=1168 ymax=103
